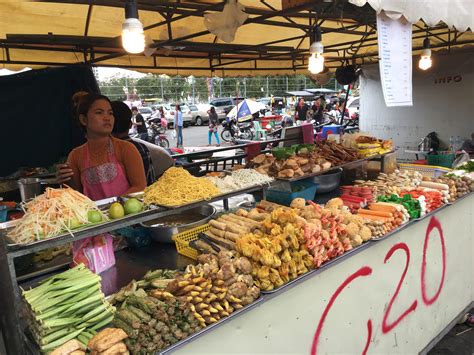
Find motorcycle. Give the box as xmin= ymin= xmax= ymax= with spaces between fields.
xmin=221 ymin=118 xmax=256 ymax=142
xmin=143 ymin=119 xmax=169 ymax=148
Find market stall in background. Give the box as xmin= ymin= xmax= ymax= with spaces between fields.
xmin=1 ymin=1 xmax=474 ymax=355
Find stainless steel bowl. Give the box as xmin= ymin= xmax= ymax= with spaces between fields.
xmin=141 ymin=205 xmax=216 ymax=243
xmin=309 ymin=168 xmax=343 ymax=193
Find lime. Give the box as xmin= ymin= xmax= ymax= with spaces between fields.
xmin=87 ymin=210 xmax=103 ymax=223
xmin=69 ymin=218 xmax=82 ymax=229
xmin=109 ymin=202 xmax=125 ymax=219
xmin=124 ymin=198 xmax=143 ymax=215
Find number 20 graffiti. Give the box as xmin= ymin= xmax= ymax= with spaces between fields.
xmin=311 ymin=216 xmax=446 ymax=355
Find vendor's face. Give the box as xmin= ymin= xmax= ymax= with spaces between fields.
xmin=80 ymin=99 xmax=114 ymax=135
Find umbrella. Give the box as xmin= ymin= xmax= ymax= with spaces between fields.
xmin=227 ymin=99 xmax=266 ymax=122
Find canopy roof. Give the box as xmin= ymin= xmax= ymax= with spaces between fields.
xmin=1 ymin=1 xmax=473 ymax=77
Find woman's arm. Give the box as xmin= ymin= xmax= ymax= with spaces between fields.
xmin=56 ymin=150 xmax=82 ymax=192
xmin=121 ymin=143 xmax=147 ymax=194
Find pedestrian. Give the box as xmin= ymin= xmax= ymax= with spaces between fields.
xmin=295 ymin=98 xmax=309 ymax=122
xmin=111 ymin=101 xmax=156 ymax=185
xmin=175 ymin=104 xmax=184 ymax=147
xmin=461 ymin=132 xmax=474 ymax=154
xmin=207 ymin=107 xmax=220 ymax=146
xmin=159 ymin=107 xmax=168 ymax=130
xmin=131 ymin=106 xmax=147 ymax=140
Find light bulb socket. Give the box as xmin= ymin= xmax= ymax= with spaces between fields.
xmin=310 ymin=41 xmax=323 ymax=55
xmin=421 ymin=48 xmax=431 ymax=57
xmin=125 ymin=0 xmax=139 ymax=19
xmin=122 ymin=17 xmax=144 ymax=32
xmin=423 ymin=37 xmax=430 ymax=50
xmin=314 ymin=25 xmax=322 ymax=42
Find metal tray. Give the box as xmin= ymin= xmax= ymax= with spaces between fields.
xmin=275 ymin=158 xmax=367 ymax=182
xmin=369 ymin=219 xmax=416 ymax=241
xmin=151 ymin=184 xmax=270 ymax=209
xmin=159 ymin=295 xmax=264 ymax=354
xmin=261 ymin=243 xmax=369 ymax=295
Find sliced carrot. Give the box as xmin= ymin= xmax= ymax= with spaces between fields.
xmin=368 ymin=203 xmax=397 ymax=213
xmin=357 ymin=209 xmax=393 ymax=218
xmin=357 ymin=213 xmax=390 ymax=222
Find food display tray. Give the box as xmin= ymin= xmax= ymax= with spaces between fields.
xmin=275 ymin=158 xmax=367 ymax=182
xmin=2 ymin=204 xmax=166 ymax=257
xmin=159 ymin=295 xmax=264 ymax=354
xmin=151 ymin=184 xmax=271 ymax=209
xmin=260 ymin=242 xmax=370 ymax=295
xmin=369 ymin=219 xmax=416 ymax=242
xmin=275 ymin=151 xmax=396 ymax=183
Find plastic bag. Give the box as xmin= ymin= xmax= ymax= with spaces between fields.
xmin=203 ymin=0 xmax=248 ymax=43
xmin=171 ymin=129 xmax=177 ymax=140
xmin=72 ymin=233 xmax=116 ymax=274
xmin=452 ymin=151 xmax=470 ymax=169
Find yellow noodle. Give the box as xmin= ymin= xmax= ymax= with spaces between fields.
xmin=144 ymin=167 xmax=221 ymax=206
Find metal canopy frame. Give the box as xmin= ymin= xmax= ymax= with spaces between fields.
xmin=0 ymin=0 xmax=473 ymax=74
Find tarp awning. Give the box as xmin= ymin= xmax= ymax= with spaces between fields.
xmin=1 ymin=1 xmax=473 ymax=76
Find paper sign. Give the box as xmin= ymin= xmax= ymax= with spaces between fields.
xmin=377 ymin=12 xmax=413 ymax=107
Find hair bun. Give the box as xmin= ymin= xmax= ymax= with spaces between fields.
xmin=72 ymin=91 xmax=90 ymax=110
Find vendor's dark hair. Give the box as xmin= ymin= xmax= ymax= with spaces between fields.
xmin=111 ymin=101 xmax=133 ymax=134
xmin=73 ymin=93 xmax=111 ymax=131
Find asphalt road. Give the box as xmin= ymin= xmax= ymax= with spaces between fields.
xmin=165 ymin=125 xmax=226 ymax=148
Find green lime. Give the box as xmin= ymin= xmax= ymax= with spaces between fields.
xmin=124 ymin=198 xmax=143 ymax=215
xmin=69 ymin=218 xmax=82 ymax=229
xmin=87 ymin=210 xmax=103 ymax=223
xmin=109 ymin=202 xmax=125 ymax=219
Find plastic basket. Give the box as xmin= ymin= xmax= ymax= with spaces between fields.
xmin=399 ymin=163 xmax=452 ymax=178
xmin=264 ymin=181 xmax=318 ymax=206
xmin=426 ymin=152 xmax=455 ymax=168
xmin=172 ymin=223 xmax=210 ymax=260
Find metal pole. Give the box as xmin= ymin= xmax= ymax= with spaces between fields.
xmin=286 ymin=76 xmax=288 ymax=92
xmin=219 ymin=78 xmax=222 ymax=97
xmin=266 ymin=77 xmax=269 ymax=97
xmin=244 ymin=78 xmax=247 ymax=98
xmin=0 ymin=235 xmax=25 ymax=354
xmin=192 ymin=76 xmax=195 ymax=104
xmin=304 ymin=76 xmax=306 ymax=89
xmin=160 ymin=76 xmax=164 ymax=101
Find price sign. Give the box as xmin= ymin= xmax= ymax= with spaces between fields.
xmin=377 ymin=12 xmax=413 ymax=107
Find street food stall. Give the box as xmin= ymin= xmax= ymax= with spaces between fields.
xmin=0 ymin=1 xmax=473 ymax=354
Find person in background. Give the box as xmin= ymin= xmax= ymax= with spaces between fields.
xmin=158 ymin=107 xmax=168 ymax=130
xmin=175 ymin=104 xmax=184 ymax=148
xmin=461 ymin=132 xmax=474 ymax=154
xmin=207 ymin=107 xmax=220 ymax=146
xmin=131 ymin=106 xmax=147 ymax=140
xmin=56 ymin=93 xmax=146 ymax=200
xmin=111 ymin=101 xmax=156 ymax=185
xmin=295 ymin=97 xmax=309 ymax=122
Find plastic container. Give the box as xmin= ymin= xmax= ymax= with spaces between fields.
xmin=321 ymin=125 xmax=342 ymax=139
xmin=398 ymin=163 xmax=451 ymax=178
xmin=427 ymin=152 xmax=455 ymax=168
xmin=264 ymin=181 xmax=318 ymax=206
xmin=173 ymin=224 xmax=210 ymax=260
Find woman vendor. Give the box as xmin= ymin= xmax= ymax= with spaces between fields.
xmin=56 ymin=93 xmax=146 ymax=201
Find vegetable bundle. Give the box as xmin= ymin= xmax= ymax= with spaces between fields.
xmin=22 ymin=264 xmax=115 ymax=352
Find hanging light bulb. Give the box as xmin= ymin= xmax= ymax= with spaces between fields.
xmin=308 ymin=26 xmax=324 ymax=74
xmin=122 ymin=0 xmax=145 ymax=54
xmin=308 ymin=52 xmax=325 ymax=74
xmin=418 ymin=37 xmax=432 ymax=70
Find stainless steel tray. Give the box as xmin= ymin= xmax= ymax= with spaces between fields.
xmin=151 ymin=184 xmax=270 ymax=209
xmin=159 ymin=295 xmax=264 ymax=354
xmin=275 ymin=158 xmax=367 ymax=182
xmin=261 ymin=243 xmax=369 ymax=295
xmin=369 ymin=219 xmax=415 ymax=241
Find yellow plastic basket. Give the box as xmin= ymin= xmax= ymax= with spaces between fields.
xmin=172 ymin=224 xmax=210 ymax=260
xmin=399 ymin=163 xmax=452 ymax=178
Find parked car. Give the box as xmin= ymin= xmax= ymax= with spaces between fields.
xmin=346 ymin=97 xmax=359 ymax=118
xmin=161 ymin=104 xmax=192 ymax=128
xmin=138 ymin=106 xmax=153 ymax=120
xmin=209 ymin=97 xmax=244 ymax=121
xmin=185 ymin=104 xmax=209 ymax=126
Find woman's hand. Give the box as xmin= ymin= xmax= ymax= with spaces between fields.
xmin=55 ymin=163 xmax=74 ymax=183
